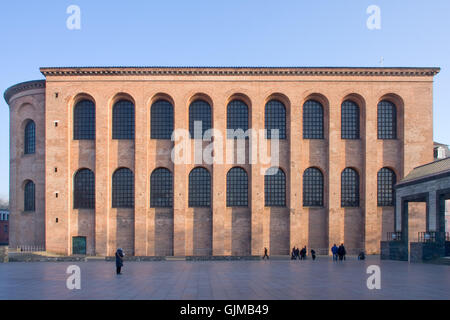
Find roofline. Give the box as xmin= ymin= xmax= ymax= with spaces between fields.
xmin=40 ymin=66 xmax=441 ymax=77
xmin=395 ymin=170 xmax=450 ymax=189
xmin=3 ymin=80 xmax=46 ymax=105
xmin=410 ymin=157 xmax=450 ymax=170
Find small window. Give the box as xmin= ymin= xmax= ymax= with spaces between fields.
xmin=113 ymin=100 xmax=135 ymax=140
xmin=341 ymin=168 xmax=359 ymax=207
xmin=341 ymin=100 xmax=360 ymax=139
xmin=151 ymin=100 xmax=174 ymax=139
xmin=378 ymin=100 xmax=397 ymax=139
xmin=24 ymin=180 xmax=35 ymax=211
xmin=189 ymin=100 xmax=212 ymax=138
xmin=303 ymin=100 xmax=324 ymax=139
xmin=227 ymin=167 xmax=249 ymax=207
xmin=265 ymin=167 xmax=286 ymax=207
xmin=189 ymin=167 xmax=211 ymax=207
xmin=112 ymin=168 xmax=134 ymax=208
xmin=24 ymin=120 xmax=36 ymax=154
xmin=74 ymin=100 xmax=95 ymax=140
xmin=150 ymin=168 xmax=173 ymax=208
xmin=303 ymin=168 xmax=324 ymax=207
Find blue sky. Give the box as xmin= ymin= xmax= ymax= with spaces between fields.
xmin=0 ymin=0 xmax=449 ymax=200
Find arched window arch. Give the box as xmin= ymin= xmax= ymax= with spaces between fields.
xmin=112 ymin=100 xmax=135 ymax=139
xmin=341 ymin=168 xmax=359 ymax=207
xmin=24 ymin=180 xmax=35 ymax=211
xmin=227 ymin=167 xmax=248 ymax=207
xmin=189 ymin=100 xmax=212 ymax=138
xmin=303 ymin=100 xmax=324 ymax=139
xmin=189 ymin=167 xmax=211 ymax=207
xmin=378 ymin=100 xmax=397 ymax=139
xmin=150 ymin=168 xmax=173 ymax=208
xmin=227 ymin=100 xmax=249 ymax=138
xmin=112 ymin=168 xmax=134 ymax=208
xmin=341 ymin=100 xmax=360 ymax=139
xmin=378 ymin=168 xmax=396 ymax=206
xmin=265 ymin=167 xmax=286 ymax=207
xmin=265 ymin=100 xmax=286 ymax=139
xmin=24 ymin=120 xmax=36 ymax=154
xmin=74 ymin=100 xmax=95 ymax=140
xmin=303 ymin=167 xmax=324 ymax=207
xmin=151 ymin=100 xmax=174 ymax=139
xmin=74 ymin=169 xmax=95 ymax=209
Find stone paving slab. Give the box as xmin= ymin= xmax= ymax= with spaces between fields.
xmin=0 ymin=256 xmax=449 ymax=300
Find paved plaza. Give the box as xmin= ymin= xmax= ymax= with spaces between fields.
xmin=0 ymin=256 xmax=449 ymax=300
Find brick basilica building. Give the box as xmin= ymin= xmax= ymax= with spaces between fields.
xmin=4 ymin=66 xmax=439 ymax=256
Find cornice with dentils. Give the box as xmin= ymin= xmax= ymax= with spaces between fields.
xmin=39 ymin=66 xmax=441 ymax=77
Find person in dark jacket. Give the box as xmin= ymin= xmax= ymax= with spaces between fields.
xmin=262 ymin=247 xmax=269 ymax=260
xmin=358 ymin=251 xmax=365 ymax=260
xmin=331 ymin=244 xmax=338 ymax=261
xmin=311 ymin=249 xmax=316 ymax=261
xmin=295 ymin=247 xmax=300 ymax=260
xmin=338 ymin=244 xmax=346 ymax=261
xmin=115 ymin=248 xmax=124 ymax=274
xmin=300 ymin=246 xmax=307 ymax=260
xmin=291 ymin=247 xmax=296 ymax=260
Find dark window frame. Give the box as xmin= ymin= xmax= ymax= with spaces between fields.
xmin=264 ymin=167 xmax=286 ymax=207
xmin=74 ymin=100 xmax=96 ymax=140
xmin=303 ymin=100 xmax=324 ymax=139
xmin=112 ymin=168 xmax=134 ymax=208
xmin=341 ymin=100 xmax=360 ymax=140
xmin=227 ymin=167 xmax=249 ymax=207
xmin=189 ymin=100 xmax=212 ymax=139
xmin=150 ymin=168 xmax=173 ymax=208
xmin=341 ymin=168 xmax=360 ymax=207
xmin=24 ymin=120 xmax=36 ymax=155
xmin=188 ymin=167 xmax=211 ymax=207
xmin=24 ymin=180 xmax=35 ymax=211
xmin=377 ymin=100 xmax=397 ymax=140
xmin=151 ymin=100 xmax=174 ymax=140
xmin=377 ymin=168 xmax=396 ymax=206
xmin=265 ymin=100 xmax=286 ymax=139
xmin=303 ymin=167 xmax=324 ymax=207
xmin=112 ymin=100 xmax=135 ymax=140
xmin=73 ymin=169 xmax=95 ymax=209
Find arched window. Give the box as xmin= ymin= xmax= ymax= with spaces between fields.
xmin=303 ymin=100 xmax=324 ymax=139
xmin=24 ymin=120 xmax=36 ymax=154
xmin=74 ymin=169 xmax=95 ymax=209
xmin=265 ymin=167 xmax=286 ymax=207
xmin=112 ymin=168 xmax=134 ymax=208
xmin=227 ymin=100 xmax=249 ymax=138
xmin=24 ymin=180 xmax=35 ymax=211
xmin=227 ymin=167 xmax=248 ymax=207
xmin=151 ymin=100 xmax=174 ymax=139
xmin=303 ymin=167 xmax=324 ymax=207
xmin=189 ymin=100 xmax=212 ymax=138
xmin=112 ymin=100 xmax=135 ymax=139
xmin=74 ymin=100 xmax=95 ymax=140
xmin=189 ymin=167 xmax=211 ymax=207
xmin=378 ymin=100 xmax=397 ymax=139
xmin=341 ymin=100 xmax=360 ymax=139
xmin=341 ymin=168 xmax=359 ymax=207
xmin=265 ymin=100 xmax=286 ymax=139
xmin=378 ymin=168 xmax=396 ymax=206
xmin=150 ymin=168 xmax=173 ymax=208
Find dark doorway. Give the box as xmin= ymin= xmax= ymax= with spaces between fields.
xmin=72 ymin=236 xmax=86 ymax=255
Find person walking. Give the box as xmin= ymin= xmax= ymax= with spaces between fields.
xmin=338 ymin=244 xmax=345 ymax=261
xmin=291 ymin=247 xmax=296 ymax=260
xmin=115 ymin=248 xmax=124 ymax=275
xmin=295 ymin=247 xmax=300 ymax=260
xmin=358 ymin=251 xmax=365 ymax=260
xmin=311 ymin=249 xmax=316 ymax=261
xmin=331 ymin=244 xmax=338 ymax=261
xmin=262 ymin=247 xmax=269 ymax=260
xmin=342 ymin=244 xmax=347 ymax=261
xmin=300 ymin=246 xmax=307 ymax=260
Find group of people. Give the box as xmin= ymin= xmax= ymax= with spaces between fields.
xmin=290 ymin=246 xmax=316 ymax=260
xmin=331 ymin=243 xmax=347 ymax=261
